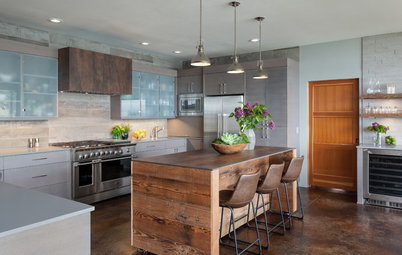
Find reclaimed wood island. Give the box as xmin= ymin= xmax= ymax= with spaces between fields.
xmin=131 ymin=146 xmax=297 ymax=255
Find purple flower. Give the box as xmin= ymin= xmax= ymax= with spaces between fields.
xmin=384 ymin=127 xmax=388 ymax=132
xmin=244 ymin=109 xmax=250 ymax=115
xmin=234 ymin=108 xmax=244 ymax=118
xmin=261 ymin=109 xmax=268 ymax=118
xmin=244 ymin=102 xmax=251 ymax=109
xmin=372 ymin=122 xmax=379 ymax=128
xmin=251 ymin=103 xmax=258 ymax=108
xmin=268 ymin=120 xmax=275 ymax=130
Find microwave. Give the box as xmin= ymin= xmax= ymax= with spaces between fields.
xmin=178 ymin=93 xmax=203 ymax=116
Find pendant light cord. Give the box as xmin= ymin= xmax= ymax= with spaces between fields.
xmin=200 ymin=0 xmax=203 ymax=44
xmin=258 ymin=19 xmax=262 ymax=63
xmin=234 ymin=3 xmax=237 ymax=58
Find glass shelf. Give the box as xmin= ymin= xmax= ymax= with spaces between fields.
xmin=360 ymin=113 xmax=402 ymax=117
xmin=361 ymin=94 xmax=402 ymax=99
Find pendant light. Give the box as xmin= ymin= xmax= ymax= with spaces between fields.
xmin=227 ymin=1 xmax=244 ymax=74
xmin=191 ymin=0 xmax=211 ymax=67
xmin=253 ymin=17 xmax=268 ymax=79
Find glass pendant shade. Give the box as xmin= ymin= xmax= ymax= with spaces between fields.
xmin=253 ymin=61 xmax=268 ymax=79
xmin=191 ymin=44 xmax=211 ymax=66
xmin=191 ymin=0 xmax=211 ymax=67
xmin=227 ymin=56 xmax=244 ymax=74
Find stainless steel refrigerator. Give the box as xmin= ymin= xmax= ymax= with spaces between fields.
xmin=203 ymin=95 xmax=244 ymax=148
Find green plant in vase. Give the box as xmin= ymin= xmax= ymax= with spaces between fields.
xmin=229 ymin=102 xmax=274 ymax=150
xmin=368 ymin=122 xmax=389 ymax=147
xmin=121 ymin=124 xmax=131 ymax=140
xmin=111 ymin=125 xmax=124 ymax=139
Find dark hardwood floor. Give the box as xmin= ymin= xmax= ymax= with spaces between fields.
xmin=91 ymin=188 xmax=402 ymax=255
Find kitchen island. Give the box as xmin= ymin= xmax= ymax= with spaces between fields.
xmin=131 ymin=146 xmax=296 ymax=255
xmin=0 ymin=182 xmax=94 ymax=255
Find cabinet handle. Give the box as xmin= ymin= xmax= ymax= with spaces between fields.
xmin=32 ymin=174 xmax=47 ymax=179
xmin=223 ymin=83 xmax=226 ymax=94
xmin=190 ymin=82 xmax=193 ymax=92
xmin=32 ymin=157 xmax=48 ymax=161
xmin=219 ymin=83 xmax=223 ymax=94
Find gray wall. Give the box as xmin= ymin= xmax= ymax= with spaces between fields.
xmin=362 ymin=33 xmax=402 ymax=145
xmin=299 ymin=38 xmax=362 ymax=187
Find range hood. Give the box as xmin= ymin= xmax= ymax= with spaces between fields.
xmin=58 ymin=47 xmax=132 ymax=95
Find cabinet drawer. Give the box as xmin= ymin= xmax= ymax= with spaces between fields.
xmin=3 ymin=150 xmax=70 ymax=169
xmin=136 ymin=141 xmax=166 ymax=152
xmin=0 ymin=157 xmax=3 ymax=170
xmin=0 ymin=170 xmax=3 ymax=182
xmin=4 ymin=162 xmax=69 ymax=189
xmin=33 ymin=182 xmax=69 ymax=199
xmin=165 ymin=139 xmax=186 ymax=149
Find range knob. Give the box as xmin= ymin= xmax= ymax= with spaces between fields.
xmin=119 ymin=150 xmax=123 ymax=154
xmin=95 ymin=151 xmax=100 ymax=156
xmin=104 ymin=151 xmax=108 ymax=155
xmin=83 ymin=154 xmax=89 ymax=159
xmin=78 ymin=154 xmax=83 ymax=160
xmin=109 ymin=150 xmax=113 ymax=155
xmin=90 ymin=152 xmax=94 ymax=157
xmin=99 ymin=151 xmax=104 ymax=156
xmin=114 ymin=150 xmax=118 ymax=155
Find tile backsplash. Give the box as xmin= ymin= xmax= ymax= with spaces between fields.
xmin=0 ymin=93 xmax=167 ymax=149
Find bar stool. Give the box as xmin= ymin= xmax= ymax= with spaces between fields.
xmin=246 ymin=163 xmax=286 ymax=249
xmin=281 ymin=156 xmax=305 ymax=229
xmin=219 ymin=171 xmax=262 ymax=255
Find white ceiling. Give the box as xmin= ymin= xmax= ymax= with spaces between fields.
xmin=1 ymin=0 xmax=402 ymax=62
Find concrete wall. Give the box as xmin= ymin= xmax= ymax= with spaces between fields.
xmin=362 ymin=33 xmax=402 ymax=145
xmin=299 ymin=39 xmax=362 ymax=187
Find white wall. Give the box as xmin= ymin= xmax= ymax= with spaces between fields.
xmin=299 ymin=39 xmax=362 ymax=187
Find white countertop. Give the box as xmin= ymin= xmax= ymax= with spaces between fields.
xmin=0 ymin=146 xmax=70 ymax=156
xmin=357 ymin=144 xmax=402 ymax=150
xmin=0 ymin=182 xmax=94 ymax=238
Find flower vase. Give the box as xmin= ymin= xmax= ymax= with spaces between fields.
xmin=243 ymin=129 xmax=256 ymax=150
xmin=374 ymin=132 xmax=382 ymax=147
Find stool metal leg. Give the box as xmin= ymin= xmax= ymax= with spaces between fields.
xmin=283 ymin=182 xmax=292 ymax=229
xmin=258 ymin=192 xmax=270 ymax=249
xmin=276 ymin=187 xmax=286 ymax=235
xmin=293 ymin=180 xmax=304 ymax=220
xmin=251 ymin=200 xmax=263 ymax=255
xmin=229 ymin=207 xmax=239 ymax=254
xmin=219 ymin=207 xmax=225 ymax=244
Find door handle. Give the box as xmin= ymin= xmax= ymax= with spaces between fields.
xmin=32 ymin=157 xmax=47 ymax=161
xmin=355 ymin=138 xmax=359 ymax=144
xmin=223 ymin=83 xmax=226 ymax=94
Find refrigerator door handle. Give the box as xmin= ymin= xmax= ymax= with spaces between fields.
xmin=222 ymin=114 xmax=226 ymax=135
xmin=217 ymin=113 xmax=221 ymax=138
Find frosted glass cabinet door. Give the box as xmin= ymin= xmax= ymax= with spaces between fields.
xmin=121 ymin=72 xmax=141 ymax=118
xmin=22 ymin=55 xmax=58 ymax=118
xmin=140 ymin=73 xmax=159 ymax=117
xmin=159 ymin=75 xmax=175 ymax=118
xmin=0 ymin=50 xmax=22 ymax=118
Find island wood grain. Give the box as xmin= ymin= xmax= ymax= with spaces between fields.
xmin=132 ymin=146 xmax=296 ymax=255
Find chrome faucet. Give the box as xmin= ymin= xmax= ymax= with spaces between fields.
xmin=151 ymin=126 xmax=164 ymax=139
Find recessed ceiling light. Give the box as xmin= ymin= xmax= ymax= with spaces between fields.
xmin=172 ymin=50 xmax=182 ymax=54
xmin=49 ymin=18 xmax=63 ymax=23
xmin=140 ymin=42 xmax=150 ymax=46
xmin=249 ymin=38 xmax=259 ymax=42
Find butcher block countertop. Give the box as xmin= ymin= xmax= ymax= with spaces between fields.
xmin=133 ymin=146 xmax=295 ymax=171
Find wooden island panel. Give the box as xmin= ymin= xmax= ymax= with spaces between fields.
xmin=132 ymin=146 xmax=296 ymax=255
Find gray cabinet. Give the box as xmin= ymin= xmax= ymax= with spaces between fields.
xmin=204 ymin=72 xmax=245 ymax=96
xmin=112 ymin=71 xmax=176 ymax=119
xmin=0 ymin=50 xmax=58 ymax=120
xmin=136 ymin=138 xmax=187 ymax=158
xmin=245 ymin=58 xmax=299 ymax=151
xmin=2 ymin=150 xmax=71 ymax=198
xmin=178 ymin=76 xmax=203 ymax=94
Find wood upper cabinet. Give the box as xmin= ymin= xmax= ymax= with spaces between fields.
xmin=204 ymin=72 xmax=245 ymax=96
xmin=58 ymin=47 xmax=132 ymax=94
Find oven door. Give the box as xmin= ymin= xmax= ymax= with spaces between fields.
xmin=73 ymin=161 xmax=98 ymax=198
xmin=98 ymin=156 xmax=132 ymax=193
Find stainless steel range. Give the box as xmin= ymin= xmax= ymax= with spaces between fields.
xmin=53 ymin=140 xmax=135 ymax=204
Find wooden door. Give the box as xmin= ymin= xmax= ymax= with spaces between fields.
xmin=309 ymin=79 xmax=359 ymax=191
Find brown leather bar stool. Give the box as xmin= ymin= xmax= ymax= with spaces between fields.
xmin=219 ymin=171 xmax=262 ymax=255
xmin=246 ymin=163 xmax=286 ymax=249
xmin=281 ymin=156 xmax=305 ymax=229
